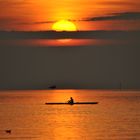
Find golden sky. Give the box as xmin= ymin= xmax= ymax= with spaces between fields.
xmin=0 ymin=0 xmax=140 ymax=30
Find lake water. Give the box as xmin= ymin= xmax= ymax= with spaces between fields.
xmin=0 ymin=90 xmax=140 ymax=140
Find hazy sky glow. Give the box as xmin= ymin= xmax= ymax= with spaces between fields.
xmin=0 ymin=0 xmax=140 ymax=31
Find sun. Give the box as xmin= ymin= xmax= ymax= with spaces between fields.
xmin=52 ymin=20 xmax=77 ymax=31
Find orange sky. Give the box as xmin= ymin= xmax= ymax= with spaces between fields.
xmin=0 ymin=0 xmax=140 ymax=31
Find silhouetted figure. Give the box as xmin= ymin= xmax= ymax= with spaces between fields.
xmin=68 ymin=97 xmax=74 ymax=105
xmin=5 ymin=130 xmax=11 ymax=134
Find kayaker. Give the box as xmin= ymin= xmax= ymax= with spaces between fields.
xmin=68 ymin=97 xmax=74 ymax=104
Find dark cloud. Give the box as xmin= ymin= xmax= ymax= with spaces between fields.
xmin=1 ymin=11 xmax=140 ymax=27
xmin=0 ymin=17 xmax=54 ymax=25
xmin=84 ymin=12 xmax=140 ymax=21
xmin=1 ymin=30 xmax=140 ymax=40
xmin=18 ymin=21 xmax=54 ymax=25
xmin=7 ymin=12 xmax=140 ymax=26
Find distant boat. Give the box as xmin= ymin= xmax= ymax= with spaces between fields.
xmin=45 ymin=102 xmax=98 ymax=105
xmin=48 ymin=85 xmax=56 ymax=89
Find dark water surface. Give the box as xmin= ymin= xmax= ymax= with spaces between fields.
xmin=0 ymin=90 xmax=140 ymax=140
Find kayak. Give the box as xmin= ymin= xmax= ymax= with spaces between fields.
xmin=45 ymin=102 xmax=98 ymax=105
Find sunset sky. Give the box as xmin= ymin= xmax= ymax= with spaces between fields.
xmin=0 ymin=0 xmax=140 ymax=89
xmin=0 ymin=0 xmax=140 ymax=31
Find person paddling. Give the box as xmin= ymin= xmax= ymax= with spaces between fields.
xmin=68 ymin=97 xmax=74 ymax=104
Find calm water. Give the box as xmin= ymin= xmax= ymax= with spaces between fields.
xmin=0 ymin=90 xmax=140 ymax=140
